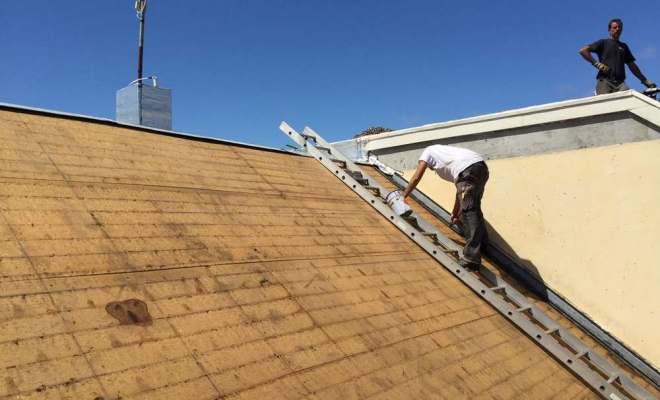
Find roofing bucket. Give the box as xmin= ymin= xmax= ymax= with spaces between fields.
xmin=386 ymin=190 xmax=412 ymax=217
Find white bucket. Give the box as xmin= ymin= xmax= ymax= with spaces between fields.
xmin=386 ymin=190 xmax=412 ymax=217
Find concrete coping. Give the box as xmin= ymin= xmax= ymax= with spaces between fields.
xmin=359 ymin=91 xmax=660 ymax=151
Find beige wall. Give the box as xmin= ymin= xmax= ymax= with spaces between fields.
xmin=404 ymin=140 xmax=660 ymax=368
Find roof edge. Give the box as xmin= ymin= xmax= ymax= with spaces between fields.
xmin=357 ymin=91 xmax=659 ymax=151
xmin=0 ymin=101 xmax=301 ymax=156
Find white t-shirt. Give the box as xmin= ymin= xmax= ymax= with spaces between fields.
xmin=419 ymin=145 xmax=484 ymax=182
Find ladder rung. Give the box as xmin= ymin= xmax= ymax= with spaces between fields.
xmin=606 ymin=374 xmax=619 ymax=384
xmin=363 ymin=186 xmax=380 ymax=193
xmin=443 ymin=249 xmax=459 ymax=254
xmin=491 ymin=286 xmax=506 ymax=291
xmin=575 ymin=349 xmax=589 ymax=358
xmin=315 ymin=146 xmax=331 ymax=152
xmin=285 ymin=144 xmax=299 ymax=150
xmin=516 ymin=306 xmax=532 ymax=312
xmin=545 ymin=327 xmax=559 ymax=335
xmin=421 ymin=232 xmax=437 ymax=237
xmin=344 ymin=170 xmax=363 ymax=179
xmin=301 ymin=133 xmax=316 ymax=141
xmin=334 ymin=160 xmax=347 ymax=167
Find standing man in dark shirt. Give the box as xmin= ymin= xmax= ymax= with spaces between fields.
xmin=579 ymin=19 xmax=656 ymax=95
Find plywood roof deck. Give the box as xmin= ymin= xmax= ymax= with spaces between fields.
xmin=0 ymin=106 xmax=649 ymax=399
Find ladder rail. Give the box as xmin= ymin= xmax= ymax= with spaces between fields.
xmin=280 ymin=122 xmax=657 ymax=400
xmin=482 ymin=268 xmax=649 ymax=397
xmin=302 ymin=126 xmax=464 ymax=257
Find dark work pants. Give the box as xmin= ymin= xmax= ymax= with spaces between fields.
xmin=455 ymin=161 xmax=489 ymax=264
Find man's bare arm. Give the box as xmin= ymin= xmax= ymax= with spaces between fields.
xmin=628 ymin=62 xmax=645 ymax=81
xmin=402 ymin=161 xmax=427 ymax=198
xmin=451 ymin=193 xmax=461 ymax=224
xmin=628 ymin=61 xmax=656 ymax=88
xmin=579 ymin=46 xmax=598 ymax=64
xmin=580 ymin=45 xmax=611 ymax=73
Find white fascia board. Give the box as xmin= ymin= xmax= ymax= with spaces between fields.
xmin=630 ymin=106 xmax=660 ymax=128
xmin=629 ymin=91 xmax=660 ymax=129
xmin=364 ymin=91 xmax=657 ymax=152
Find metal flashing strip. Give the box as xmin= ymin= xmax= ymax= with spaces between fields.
xmin=384 ymin=170 xmax=660 ymax=390
xmin=280 ymin=121 xmax=658 ymax=400
xmin=0 ymin=101 xmax=296 ymax=156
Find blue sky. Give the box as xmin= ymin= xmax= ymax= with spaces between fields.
xmin=1 ymin=0 xmax=658 ymax=149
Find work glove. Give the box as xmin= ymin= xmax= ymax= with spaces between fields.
xmin=642 ymin=79 xmax=657 ymax=88
xmin=593 ymin=62 xmax=610 ymax=73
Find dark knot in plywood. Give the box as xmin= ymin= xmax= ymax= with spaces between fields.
xmin=105 ymin=299 xmax=153 ymax=326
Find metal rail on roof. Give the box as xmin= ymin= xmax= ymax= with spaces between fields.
xmin=280 ymin=121 xmax=658 ymax=400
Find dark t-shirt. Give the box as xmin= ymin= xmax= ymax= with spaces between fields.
xmin=589 ymin=39 xmax=635 ymax=82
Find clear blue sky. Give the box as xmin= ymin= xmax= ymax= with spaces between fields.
xmin=1 ymin=0 xmax=658 ymax=149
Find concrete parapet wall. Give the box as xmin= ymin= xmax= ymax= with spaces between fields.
xmin=376 ymin=112 xmax=659 ymax=171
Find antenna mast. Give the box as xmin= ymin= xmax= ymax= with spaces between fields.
xmin=135 ymin=1 xmax=147 ymax=86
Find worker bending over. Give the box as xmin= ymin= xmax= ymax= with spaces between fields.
xmin=402 ymin=145 xmax=489 ymax=271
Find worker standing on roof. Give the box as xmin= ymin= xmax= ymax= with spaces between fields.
xmin=579 ymin=18 xmax=656 ymax=95
xmin=402 ymin=145 xmax=488 ymax=271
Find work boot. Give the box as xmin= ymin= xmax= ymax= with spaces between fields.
xmin=458 ymin=259 xmax=481 ymax=272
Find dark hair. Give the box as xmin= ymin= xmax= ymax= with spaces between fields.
xmin=608 ymin=19 xmax=623 ymax=29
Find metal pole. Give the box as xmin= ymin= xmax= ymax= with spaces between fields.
xmin=136 ymin=1 xmax=147 ymax=85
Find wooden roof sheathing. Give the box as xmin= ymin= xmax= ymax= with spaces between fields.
xmin=0 ymin=107 xmax=642 ymax=399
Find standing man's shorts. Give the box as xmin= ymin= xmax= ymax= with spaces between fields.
xmin=596 ymin=78 xmax=629 ymax=95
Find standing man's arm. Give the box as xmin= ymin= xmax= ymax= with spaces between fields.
xmin=402 ymin=161 xmax=427 ymax=199
xmin=579 ymin=45 xmax=598 ymax=64
xmin=580 ymin=42 xmax=610 ymax=73
xmin=627 ymin=61 xmax=656 ymax=88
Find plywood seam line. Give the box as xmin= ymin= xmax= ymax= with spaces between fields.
xmin=141 ymin=279 xmax=224 ymax=398
xmin=0 ymin=249 xmax=420 ymax=282
xmin=279 ymin=121 xmax=657 ymax=400
xmin=378 ymin=167 xmax=660 ymax=390
xmin=0 ymin=209 xmax=112 ymax=400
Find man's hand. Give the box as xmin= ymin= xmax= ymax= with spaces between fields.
xmin=642 ymin=79 xmax=657 ymax=88
xmin=593 ymin=62 xmax=610 ymax=73
xmin=450 ymin=213 xmax=459 ymax=225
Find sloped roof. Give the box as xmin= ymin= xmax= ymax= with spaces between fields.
xmin=0 ymin=105 xmax=657 ymax=399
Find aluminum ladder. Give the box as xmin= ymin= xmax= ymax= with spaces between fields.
xmin=280 ymin=122 xmax=658 ymax=400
